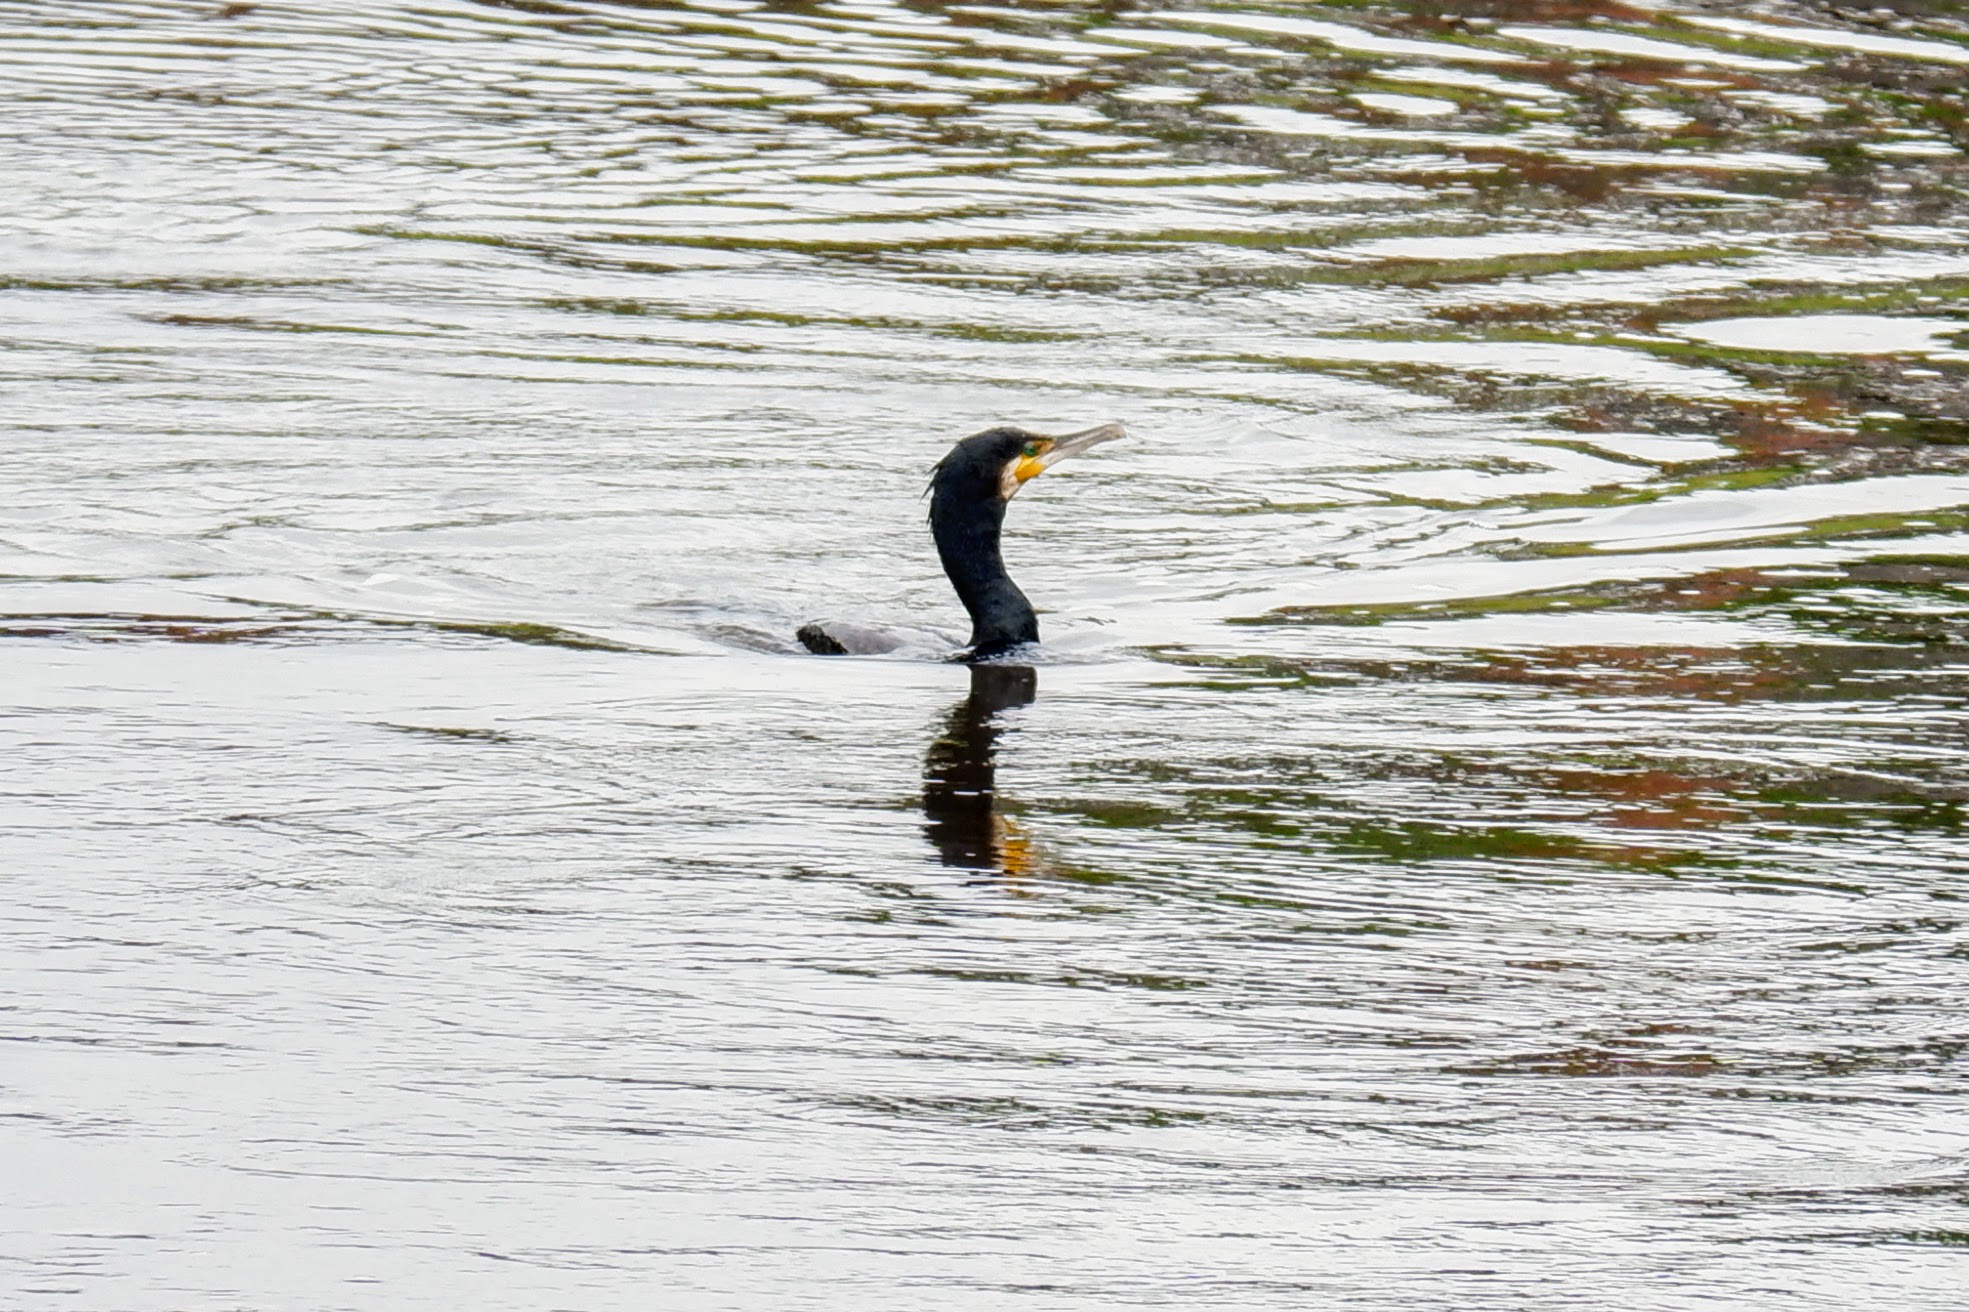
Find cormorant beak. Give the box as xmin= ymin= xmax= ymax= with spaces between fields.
xmin=1006 ymin=422 xmax=1127 ymax=498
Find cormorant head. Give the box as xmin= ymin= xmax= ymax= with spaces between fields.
xmin=922 ymin=421 xmax=1126 ymax=658
xmin=931 ymin=422 xmax=1128 ymax=510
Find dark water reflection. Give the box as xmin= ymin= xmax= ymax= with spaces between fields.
xmin=5 ymin=0 xmax=1969 ymax=1307
xmin=923 ymin=663 xmax=1038 ymax=871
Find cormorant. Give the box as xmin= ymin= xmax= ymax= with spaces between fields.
xmin=797 ymin=422 xmax=1126 ymax=660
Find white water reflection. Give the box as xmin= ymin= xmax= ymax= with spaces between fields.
xmin=1670 ymin=313 xmax=1969 ymax=358
xmin=1495 ymin=24 xmax=1811 ymax=71
xmin=1688 ymin=13 xmax=1969 ymax=67
xmin=1144 ymin=9 xmax=1531 ymax=64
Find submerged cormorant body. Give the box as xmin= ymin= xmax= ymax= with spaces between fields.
xmin=798 ymin=422 xmax=1125 ymax=660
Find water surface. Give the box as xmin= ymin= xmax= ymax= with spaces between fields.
xmin=5 ymin=1 xmax=1968 ymax=1307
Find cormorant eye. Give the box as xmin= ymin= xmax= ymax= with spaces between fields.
xmin=1021 ymin=442 xmax=1039 ymax=458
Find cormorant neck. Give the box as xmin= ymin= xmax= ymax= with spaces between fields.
xmin=931 ymin=486 xmax=1038 ymax=656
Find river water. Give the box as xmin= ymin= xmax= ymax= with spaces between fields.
xmin=5 ymin=0 xmax=1968 ymax=1306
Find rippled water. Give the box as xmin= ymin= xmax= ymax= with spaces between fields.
xmin=6 ymin=0 xmax=1969 ymax=1306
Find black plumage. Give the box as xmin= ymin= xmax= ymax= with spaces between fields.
xmin=798 ymin=422 xmax=1125 ymax=660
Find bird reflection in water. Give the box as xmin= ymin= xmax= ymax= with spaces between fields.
xmin=922 ymin=663 xmax=1038 ymax=874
